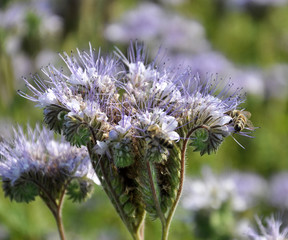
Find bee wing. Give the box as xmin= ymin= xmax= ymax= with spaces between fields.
xmin=246 ymin=120 xmax=254 ymax=130
xmin=242 ymin=111 xmax=251 ymax=119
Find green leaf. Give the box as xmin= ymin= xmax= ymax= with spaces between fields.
xmin=112 ymin=140 xmax=135 ymax=168
xmin=2 ymin=179 xmax=39 ymax=203
xmin=66 ymin=179 xmax=95 ymax=203
xmin=190 ymin=128 xmax=224 ymax=155
xmin=43 ymin=104 xmax=69 ymax=134
xmin=63 ymin=115 xmax=91 ymax=147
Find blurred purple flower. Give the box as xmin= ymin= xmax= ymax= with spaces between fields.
xmin=170 ymin=51 xmax=233 ymax=76
xmin=268 ymin=172 xmax=288 ymax=209
xmin=247 ymin=215 xmax=288 ymax=240
xmin=165 ymin=52 xmax=265 ymax=98
xmin=227 ymin=0 xmax=288 ymax=7
xmin=105 ymin=3 xmax=165 ymax=43
xmin=229 ymin=171 xmax=268 ymax=210
xmin=159 ymin=0 xmax=188 ymax=5
xmin=104 ymin=3 xmax=210 ymax=54
xmin=182 ymin=166 xmax=267 ymax=211
xmin=0 ymin=0 xmax=62 ymax=32
xmin=1 ymin=0 xmax=63 ymax=80
xmin=263 ymin=64 xmax=288 ymax=99
xmin=0 ymin=124 xmax=99 ymax=204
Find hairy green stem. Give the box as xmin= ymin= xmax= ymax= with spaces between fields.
xmin=40 ymin=190 xmax=66 ymax=240
xmin=34 ymin=176 xmax=66 ymax=240
xmin=55 ymin=203 xmax=66 ymax=240
xmin=162 ymin=126 xmax=204 ymax=240
xmin=136 ymin=211 xmax=146 ymax=240
xmin=56 ymin=187 xmax=67 ymax=240
xmin=94 ymin=154 xmax=145 ymax=240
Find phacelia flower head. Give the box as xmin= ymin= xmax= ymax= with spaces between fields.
xmin=177 ymin=72 xmax=248 ymax=154
xmin=0 ymin=124 xmax=98 ymax=203
xmin=18 ymin=41 xmax=255 ymax=234
xmin=19 ymin=41 xmax=252 ymax=155
xmin=19 ymin=44 xmax=118 ymax=132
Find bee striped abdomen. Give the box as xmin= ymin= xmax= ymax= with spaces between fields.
xmin=158 ymin=137 xmax=173 ymax=149
xmin=234 ymin=116 xmax=246 ymax=132
xmin=147 ymin=125 xmax=174 ymax=149
xmin=225 ymin=110 xmax=252 ymax=133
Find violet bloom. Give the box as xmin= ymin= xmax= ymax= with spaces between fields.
xmin=18 ymin=41 xmax=255 ymax=239
xmin=0 ymin=124 xmax=98 ymax=203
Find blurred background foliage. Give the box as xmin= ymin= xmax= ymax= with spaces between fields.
xmin=0 ymin=0 xmax=288 ymax=239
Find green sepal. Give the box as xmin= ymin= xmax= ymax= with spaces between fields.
xmin=190 ymin=128 xmax=209 ymax=155
xmin=63 ymin=115 xmax=91 ymax=147
xmin=147 ymin=146 xmax=169 ymax=163
xmin=66 ymin=179 xmax=95 ymax=203
xmin=156 ymin=144 xmax=181 ymax=215
xmin=111 ymin=176 xmax=125 ymax=196
xmin=43 ymin=104 xmax=69 ymax=134
xmin=123 ymin=202 xmax=136 ymax=216
xmin=112 ymin=140 xmax=134 ymax=168
xmin=2 ymin=179 xmax=38 ymax=203
xmin=138 ymin=160 xmax=161 ymax=219
xmin=119 ymin=192 xmax=130 ymax=205
xmin=190 ymin=127 xmax=225 ymax=155
xmin=145 ymin=137 xmax=169 ymax=163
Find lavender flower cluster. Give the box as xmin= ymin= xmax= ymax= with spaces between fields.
xmin=19 ymin=42 xmax=248 ymax=155
xmin=0 ymin=124 xmax=98 ymax=203
xmin=0 ymin=1 xmax=285 ymax=239
xmin=12 ymin=41 xmax=254 ymax=239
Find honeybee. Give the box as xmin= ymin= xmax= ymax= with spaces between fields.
xmin=147 ymin=125 xmax=173 ymax=149
xmin=225 ymin=110 xmax=254 ymax=132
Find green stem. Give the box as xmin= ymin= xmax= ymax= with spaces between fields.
xmin=136 ymin=211 xmax=146 ymax=240
xmin=40 ymin=191 xmax=66 ymax=240
xmin=34 ymin=177 xmax=67 ymax=240
xmin=56 ymin=188 xmax=67 ymax=240
xmin=55 ymin=204 xmax=66 ymax=240
xmin=162 ymin=126 xmax=205 ymax=240
xmin=98 ymin=157 xmax=147 ymax=240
